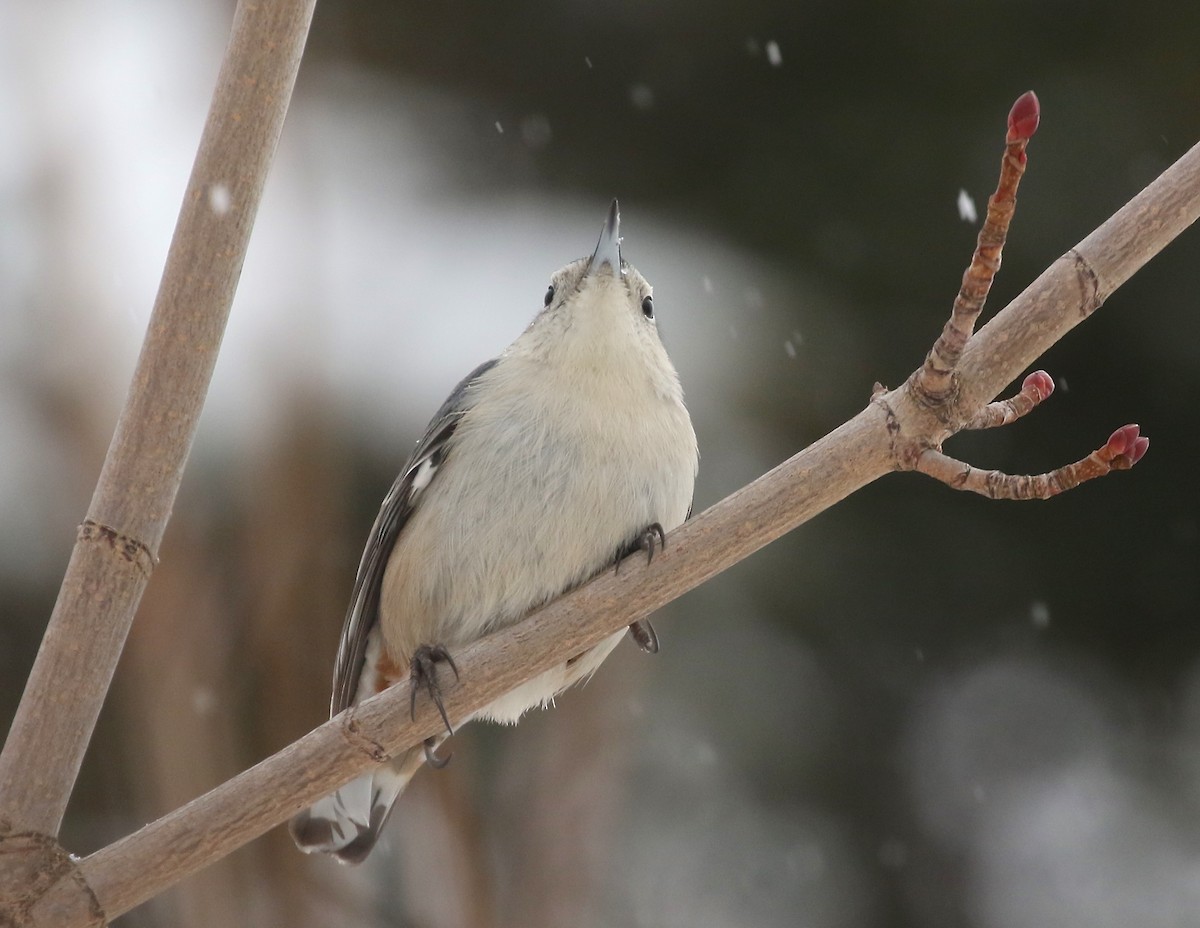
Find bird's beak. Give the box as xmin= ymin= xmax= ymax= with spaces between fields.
xmin=589 ymin=199 xmax=622 ymax=276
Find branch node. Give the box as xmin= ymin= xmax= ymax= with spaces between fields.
xmin=0 ymin=830 xmax=106 ymax=928
xmin=869 ymin=389 xmax=902 ymax=438
xmin=1067 ymin=247 xmax=1105 ymax=316
xmin=906 ymin=366 xmax=960 ymax=419
xmin=338 ymin=711 xmax=389 ymax=763
xmin=77 ymin=521 xmax=157 ymax=578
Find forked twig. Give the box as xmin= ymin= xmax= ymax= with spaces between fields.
xmin=4 ymin=85 xmax=1191 ymax=927
xmin=904 ymin=92 xmax=1149 ymax=499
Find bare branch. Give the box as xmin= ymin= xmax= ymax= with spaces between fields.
xmin=902 ymin=91 xmax=1159 ymax=502
xmin=916 ymin=91 xmax=1040 ymax=403
xmin=917 ymin=423 xmax=1149 ymax=499
xmin=0 ymin=0 xmax=316 ymax=837
xmin=80 ymin=407 xmax=894 ymax=922
xmin=73 ymin=123 xmax=1200 ymax=922
xmin=6 ymin=85 xmax=1200 ymax=925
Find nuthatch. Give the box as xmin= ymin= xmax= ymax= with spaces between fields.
xmin=290 ymin=201 xmax=698 ymax=863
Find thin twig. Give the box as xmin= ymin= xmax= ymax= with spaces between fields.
xmin=917 ymin=423 xmax=1149 ymax=499
xmin=962 ymin=370 xmax=1055 ymax=431
xmin=915 ymin=91 xmax=1040 ymax=403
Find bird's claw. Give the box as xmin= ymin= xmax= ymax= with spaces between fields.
xmin=423 ymin=736 xmax=452 ymax=769
xmin=409 ymin=643 xmax=460 ymax=736
xmin=626 ymin=620 xmax=659 ymax=654
xmin=614 ymin=522 xmax=667 ymax=574
xmin=614 ymin=523 xmax=667 ymax=653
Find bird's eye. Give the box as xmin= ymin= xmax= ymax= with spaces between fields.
xmin=641 ymin=295 xmax=654 ymax=318
xmin=544 ymin=285 xmax=555 ymax=307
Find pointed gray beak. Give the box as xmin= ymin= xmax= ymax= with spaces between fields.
xmin=589 ymin=199 xmax=622 ymax=275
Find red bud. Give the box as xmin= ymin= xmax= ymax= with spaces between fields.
xmin=1106 ymin=424 xmax=1140 ymax=456
xmin=1022 ymin=370 xmax=1055 ymax=402
xmin=1007 ymin=90 xmax=1041 ymax=142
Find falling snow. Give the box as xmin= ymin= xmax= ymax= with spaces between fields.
xmin=957 ymin=188 xmax=977 ymax=223
xmin=584 ymin=56 xmax=593 ymax=69
xmin=192 ymin=686 xmax=216 ymax=716
xmin=701 ymin=275 xmax=713 ymax=294
xmin=784 ymin=339 xmax=797 ymax=358
xmin=519 ymin=114 xmax=553 ymax=149
xmin=494 ymin=121 xmax=504 ymax=134
xmin=208 ymin=183 xmax=231 ymax=215
xmin=1030 ymin=601 xmax=1051 ymax=630
xmin=766 ymin=41 xmax=783 ymax=67
xmin=630 ymin=84 xmax=655 ymax=111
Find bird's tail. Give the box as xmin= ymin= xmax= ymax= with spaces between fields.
xmin=289 ymin=747 xmax=424 ymax=865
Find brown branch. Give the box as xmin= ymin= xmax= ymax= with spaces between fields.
xmin=7 ymin=91 xmax=1200 ymax=925
xmin=80 ymin=410 xmax=892 ymax=922
xmin=70 ymin=124 xmax=1200 ymax=923
xmin=0 ymin=0 xmax=316 ymax=841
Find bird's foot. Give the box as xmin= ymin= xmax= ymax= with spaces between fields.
xmin=614 ymin=523 xmax=667 ymax=653
xmin=409 ymin=643 xmax=460 ymax=736
xmin=423 ymin=735 xmax=452 ymax=769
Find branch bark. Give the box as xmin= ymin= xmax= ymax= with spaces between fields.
xmin=73 ymin=134 xmax=1200 ymax=924
xmin=0 ymin=0 xmax=316 ymax=838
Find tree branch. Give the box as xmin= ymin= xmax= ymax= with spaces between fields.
xmin=73 ymin=128 xmax=1200 ymax=924
xmin=0 ymin=0 xmax=316 ymax=839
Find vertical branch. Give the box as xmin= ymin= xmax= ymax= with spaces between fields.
xmin=0 ymin=0 xmax=317 ymax=836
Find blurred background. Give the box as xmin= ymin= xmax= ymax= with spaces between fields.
xmin=3 ymin=0 xmax=1200 ymax=925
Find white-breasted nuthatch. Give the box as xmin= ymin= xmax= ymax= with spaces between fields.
xmin=290 ymin=201 xmax=698 ymax=863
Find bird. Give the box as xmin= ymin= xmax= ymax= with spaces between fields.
xmin=289 ymin=200 xmax=698 ymax=863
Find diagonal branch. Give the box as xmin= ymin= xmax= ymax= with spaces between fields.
xmin=0 ymin=0 xmax=316 ymax=838
xmin=4 ymin=85 xmax=1200 ymax=926
xmin=71 ymin=125 xmax=1200 ymax=925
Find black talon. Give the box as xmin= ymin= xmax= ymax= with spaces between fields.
xmin=613 ymin=523 xmax=667 ymax=653
xmin=423 ymin=736 xmax=452 ymax=769
xmin=409 ymin=644 xmax=460 ymax=736
xmin=642 ymin=523 xmax=666 ymax=563
xmin=614 ymin=522 xmax=667 ymax=574
xmin=627 ymin=620 xmax=659 ymax=654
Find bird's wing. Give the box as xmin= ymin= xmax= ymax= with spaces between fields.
xmin=330 ymin=358 xmax=499 ymax=715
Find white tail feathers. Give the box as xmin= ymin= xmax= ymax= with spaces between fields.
xmin=289 ymin=752 xmax=419 ymax=865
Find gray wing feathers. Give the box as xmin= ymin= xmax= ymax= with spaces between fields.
xmin=330 ymin=358 xmax=500 ymax=715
